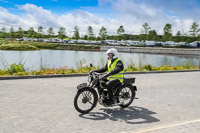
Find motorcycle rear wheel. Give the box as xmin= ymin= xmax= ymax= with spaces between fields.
xmin=117 ymin=85 xmax=135 ymax=108
xmin=74 ymin=88 xmax=98 ymax=114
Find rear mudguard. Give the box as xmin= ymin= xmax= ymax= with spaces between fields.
xmin=133 ymin=85 xmax=137 ymax=91
xmin=123 ymin=84 xmax=137 ymax=91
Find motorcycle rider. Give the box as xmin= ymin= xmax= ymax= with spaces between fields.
xmin=90 ymin=48 xmax=124 ymax=106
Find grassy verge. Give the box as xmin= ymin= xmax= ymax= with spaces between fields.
xmin=0 ymin=41 xmax=39 ymax=50
xmin=56 ymin=44 xmax=100 ymax=51
xmin=0 ymin=39 xmax=100 ymax=51
xmin=0 ymin=63 xmax=199 ymax=76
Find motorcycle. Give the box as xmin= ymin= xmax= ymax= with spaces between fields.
xmin=74 ymin=72 xmax=137 ymax=114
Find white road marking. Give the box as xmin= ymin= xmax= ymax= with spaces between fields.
xmin=132 ymin=119 xmax=200 ymax=133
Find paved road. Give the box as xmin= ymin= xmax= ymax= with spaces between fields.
xmin=0 ymin=72 xmax=200 ymax=133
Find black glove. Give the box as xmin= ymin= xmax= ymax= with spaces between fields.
xmin=89 ymin=70 xmax=96 ymax=75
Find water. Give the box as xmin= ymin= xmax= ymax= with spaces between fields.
xmin=0 ymin=50 xmax=199 ymax=70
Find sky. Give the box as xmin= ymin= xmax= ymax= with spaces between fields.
xmin=1 ymin=0 xmax=200 ymax=37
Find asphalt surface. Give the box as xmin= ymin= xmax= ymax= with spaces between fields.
xmin=0 ymin=71 xmax=200 ymax=133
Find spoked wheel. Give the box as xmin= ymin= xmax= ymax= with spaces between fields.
xmin=117 ymin=85 xmax=135 ymax=108
xmin=74 ymin=88 xmax=98 ymax=114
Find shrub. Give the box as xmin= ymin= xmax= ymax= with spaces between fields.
xmin=144 ymin=64 xmax=152 ymax=71
xmin=159 ymin=65 xmax=171 ymax=71
xmin=7 ymin=63 xmax=26 ymax=75
xmin=126 ymin=61 xmax=138 ymax=72
xmin=0 ymin=69 xmax=8 ymax=76
xmin=181 ymin=62 xmax=192 ymax=69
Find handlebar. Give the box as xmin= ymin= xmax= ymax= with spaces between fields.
xmin=89 ymin=72 xmax=106 ymax=82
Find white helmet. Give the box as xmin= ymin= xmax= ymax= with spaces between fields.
xmin=106 ymin=48 xmax=118 ymax=57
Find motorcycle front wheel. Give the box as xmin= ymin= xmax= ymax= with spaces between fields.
xmin=74 ymin=87 xmax=98 ymax=114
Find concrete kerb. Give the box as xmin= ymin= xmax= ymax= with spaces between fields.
xmin=0 ymin=69 xmax=200 ymax=80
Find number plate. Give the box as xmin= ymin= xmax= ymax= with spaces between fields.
xmin=77 ymin=83 xmax=87 ymax=89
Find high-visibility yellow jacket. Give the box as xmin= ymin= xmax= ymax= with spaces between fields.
xmin=107 ymin=58 xmax=124 ymax=83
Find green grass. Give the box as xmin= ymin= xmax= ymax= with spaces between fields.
xmin=0 ymin=42 xmax=39 ymax=50
xmin=0 ymin=63 xmax=199 ymax=76
xmin=27 ymin=42 xmax=58 ymax=49
xmin=0 ymin=40 xmax=100 ymax=51
xmin=56 ymin=44 xmax=100 ymax=51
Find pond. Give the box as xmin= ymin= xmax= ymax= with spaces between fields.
xmin=0 ymin=50 xmax=199 ymax=70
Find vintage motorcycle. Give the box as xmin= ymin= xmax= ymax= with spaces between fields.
xmin=74 ymin=72 xmax=137 ymax=114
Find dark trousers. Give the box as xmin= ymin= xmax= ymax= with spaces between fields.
xmin=106 ymin=79 xmax=121 ymax=101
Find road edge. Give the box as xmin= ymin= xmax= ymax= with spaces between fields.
xmin=0 ymin=69 xmax=200 ymax=80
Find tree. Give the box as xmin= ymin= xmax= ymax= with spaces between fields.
xmin=139 ymin=34 xmax=146 ymax=41
xmin=163 ymin=23 xmax=172 ymax=33
xmin=148 ymin=30 xmax=158 ymax=41
xmin=174 ymin=31 xmax=182 ymax=42
xmin=9 ymin=27 xmax=15 ymax=41
xmin=162 ymin=23 xmax=172 ymax=41
xmin=117 ymin=25 xmax=125 ymax=35
xmin=47 ymin=27 xmax=54 ymax=38
xmin=83 ymin=35 xmax=88 ymax=40
xmin=142 ymin=22 xmax=151 ymax=34
xmin=58 ymin=26 xmax=66 ymax=39
xmin=36 ymin=26 xmax=43 ymax=39
xmin=197 ymin=34 xmax=200 ymax=41
xmin=189 ymin=22 xmax=200 ymax=37
xmin=17 ymin=27 xmax=23 ymax=43
xmin=38 ymin=26 xmax=43 ymax=34
xmin=117 ymin=25 xmax=125 ymax=40
xmin=87 ymin=26 xmax=94 ymax=40
xmin=0 ymin=27 xmax=7 ymax=39
xmin=73 ymin=26 xmax=80 ymax=40
xmin=18 ymin=27 xmax=23 ymax=37
xmin=99 ymin=26 xmax=107 ymax=40
xmin=28 ymin=27 xmax=35 ymax=38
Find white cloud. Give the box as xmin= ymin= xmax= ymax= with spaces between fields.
xmin=0 ymin=1 xmax=199 ymax=36
xmin=0 ymin=4 xmax=121 ymax=36
xmin=0 ymin=7 xmax=22 ymax=29
xmin=18 ymin=4 xmax=59 ymax=29
xmin=107 ymin=0 xmax=198 ymax=35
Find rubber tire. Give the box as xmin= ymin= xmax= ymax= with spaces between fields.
xmin=74 ymin=88 xmax=98 ymax=114
xmin=118 ymin=85 xmax=136 ymax=108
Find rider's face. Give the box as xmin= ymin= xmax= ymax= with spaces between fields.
xmin=107 ymin=53 xmax=113 ymax=60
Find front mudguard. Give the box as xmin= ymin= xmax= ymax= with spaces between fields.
xmin=76 ymin=83 xmax=96 ymax=94
xmin=77 ymin=83 xmax=87 ymax=90
xmin=77 ymin=86 xmax=94 ymax=92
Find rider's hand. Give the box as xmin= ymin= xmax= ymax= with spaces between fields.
xmin=89 ymin=70 xmax=95 ymax=75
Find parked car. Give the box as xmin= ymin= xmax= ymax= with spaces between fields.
xmin=145 ymin=41 xmax=156 ymax=46
xmin=189 ymin=41 xmax=200 ymax=48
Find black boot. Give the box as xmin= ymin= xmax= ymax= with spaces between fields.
xmin=106 ymin=99 xmax=114 ymax=106
xmin=106 ymin=95 xmax=114 ymax=106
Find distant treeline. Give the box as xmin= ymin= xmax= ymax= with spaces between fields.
xmin=1 ymin=22 xmax=200 ymax=43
